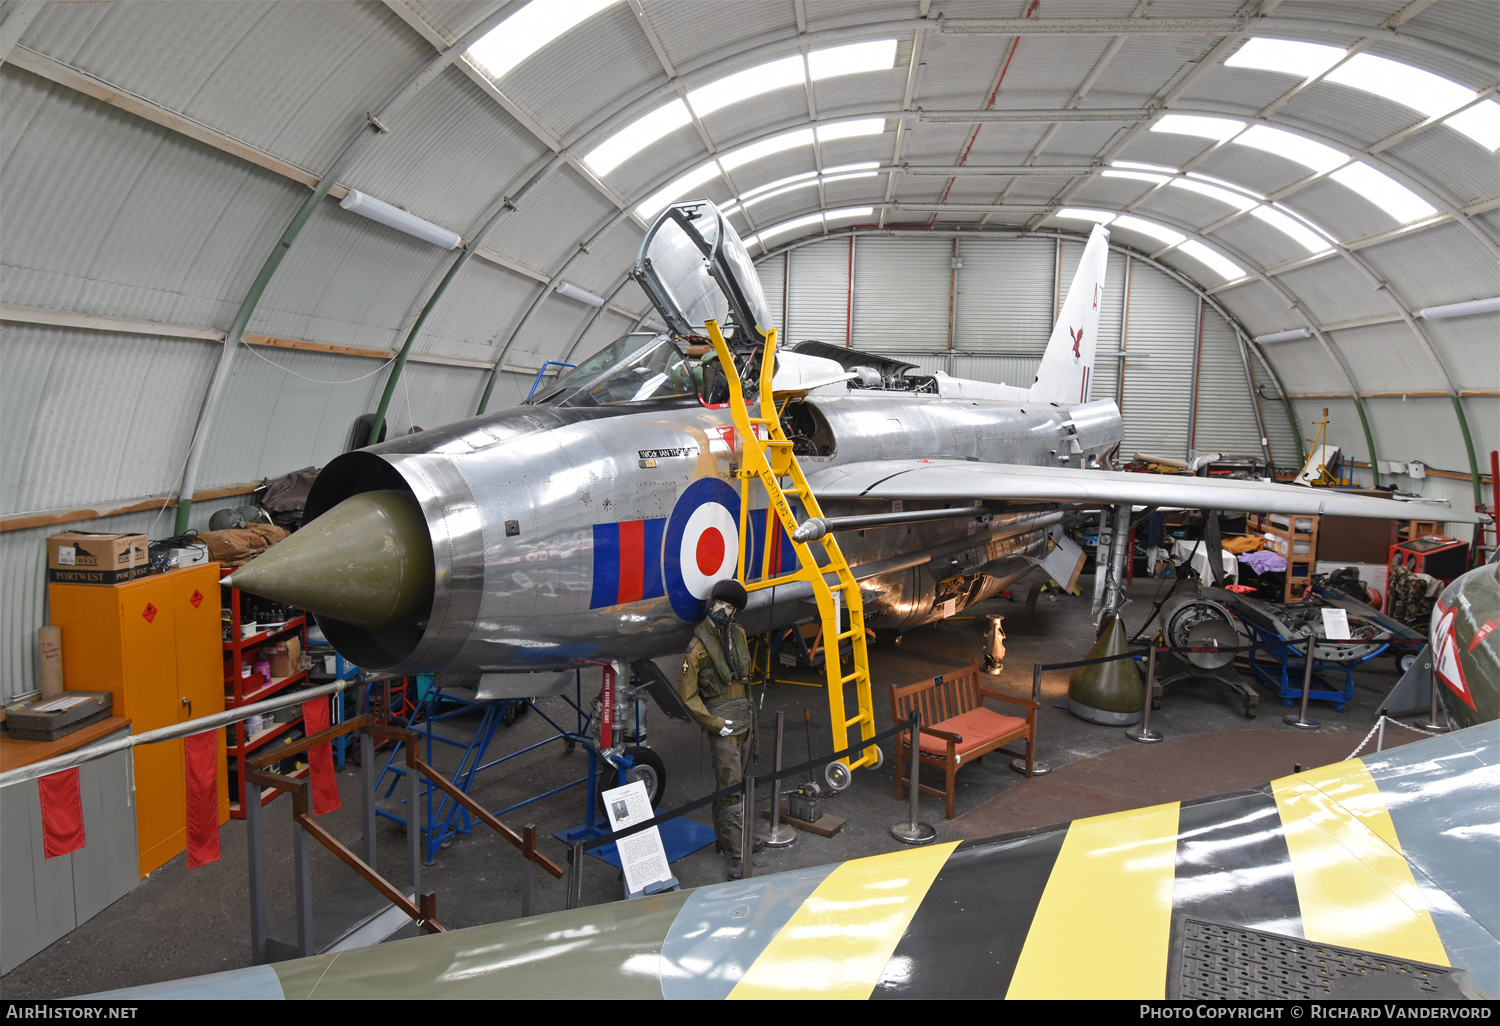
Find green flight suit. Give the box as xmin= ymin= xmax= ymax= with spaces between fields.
xmin=679 ymin=618 xmax=754 ymax=854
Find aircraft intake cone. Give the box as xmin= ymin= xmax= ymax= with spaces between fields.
xmin=226 ymin=489 xmax=434 ymax=631
xmin=1067 ymin=615 xmax=1144 ymax=726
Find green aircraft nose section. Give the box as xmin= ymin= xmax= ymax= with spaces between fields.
xmin=1067 ymin=615 xmax=1144 ymax=726
xmin=226 ymin=489 xmax=434 ymax=631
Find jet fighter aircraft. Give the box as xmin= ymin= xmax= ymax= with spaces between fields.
xmin=229 ymin=202 xmax=1487 ymax=764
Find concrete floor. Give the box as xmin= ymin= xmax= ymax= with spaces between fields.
xmin=0 ymin=570 xmax=1421 ymax=999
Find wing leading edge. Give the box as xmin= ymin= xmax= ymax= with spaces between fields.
xmin=806 ymin=460 xmax=1489 ymax=523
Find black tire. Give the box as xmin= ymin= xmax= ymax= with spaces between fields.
xmin=598 ymin=745 xmax=667 ymax=812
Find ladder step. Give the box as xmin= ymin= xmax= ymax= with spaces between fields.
xmin=839 ymin=671 xmax=862 ymax=685
xmin=844 ymin=712 xmax=871 ymax=728
xmin=835 ymin=628 xmax=859 ymax=641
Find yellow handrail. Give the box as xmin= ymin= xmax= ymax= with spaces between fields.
xmin=704 ymin=321 xmax=878 ymax=774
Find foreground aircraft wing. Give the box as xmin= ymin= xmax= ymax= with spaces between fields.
xmin=806 ymin=459 xmax=1489 ymax=523
xmin=88 ymin=724 xmax=1498 ymax=999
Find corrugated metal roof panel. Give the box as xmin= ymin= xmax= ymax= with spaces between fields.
xmin=1422 ymin=315 xmax=1500 ymax=393
xmin=1080 ymin=33 xmax=1205 ymax=105
xmin=595 ymin=124 xmax=708 ymax=210
xmin=382 ymin=359 xmax=489 ymax=435
xmin=699 ymin=91 xmax=810 ymax=154
xmin=1275 ymin=256 xmax=1387 ymax=324
xmin=1209 ymin=216 xmax=1315 ymax=271
xmin=1280 ymin=178 xmax=1405 ymax=247
xmin=1384 ymin=130 xmax=1500 ymax=209
xmin=1136 ymin=186 xmax=1238 ymax=231
xmin=1062 ymin=175 xmax=1164 ymax=210
xmin=401 ymin=0 xmax=506 ymax=43
xmin=812 ymin=67 xmax=909 ymax=116
xmin=485 ymin=165 xmax=620 ymax=273
xmin=897 ymin=121 xmax=980 ymax=164
xmin=1280 ymin=86 xmax=1425 ymax=150
xmin=0 ymin=324 xmax=217 ymax=515
xmin=1214 ymin=278 xmax=1297 ymax=338
xmin=852 ymin=236 xmax=950 ymax=351
xmin=248 ymin=200 xmax=454 ymax=351
xmin=415 ymin=256 xmax=541 ymax=362
xmin=563 ymin=219 xmax=646 ymax=295
xmin=502 ymin=3 xmax=665 ymax=143
xmin=343 ymin=65 xmax=552 ymax=235
xmin=1327 ymin=320 xmax=1449 ymax=394
xmin=1359 ymin=221 xmax=1498 ymax=310
xmin=1192 ymin=146 xmax=1320 ymax=200
xmin=1114 ymin=130 xmax=1217 ymax=171
xmin=1265 ymin=340 xmax=1347 ymax=392
xmin=814 ymin=130 xmax=895 ymax=171
xmin=640 ymin=0 xmax=791 ymax=73
xmin=502 ymin=292 xmax=597 ymax=371
xmin=22 ymin=1 xmax=432 ymax=174
xmin=726 ymin=151 xmax=819 ymax=198
xmin=1 ymin=66 xmax=307 ymax=329
xmin=1403 ymin=3 xmax=1500 ymax=71
xmin=1177 ymin=65 xmax=1303 ymax=116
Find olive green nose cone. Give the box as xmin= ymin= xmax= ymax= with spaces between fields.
xmin=1067 ymin=615 xmax=1144 ymax=726
xmin=225 ymin=490 xmax=434 ymax=631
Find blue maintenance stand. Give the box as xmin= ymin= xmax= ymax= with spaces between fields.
xmin=372 ymin=671 xmax=609 ymax=865
xmin=1241 ymin=619 xmax=1387 ymax=713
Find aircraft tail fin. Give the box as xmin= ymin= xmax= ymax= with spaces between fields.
xmin=1029 ymin=223 xmax=1110 ymax=405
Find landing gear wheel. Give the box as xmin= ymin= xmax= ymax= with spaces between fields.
xmin=824 ymin=760 xmax=852 ymax=791
xmin=597 ymin=745 xmax=667 ymax=813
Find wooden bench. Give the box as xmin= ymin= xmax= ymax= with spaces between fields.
xmin=891 ymin=661 xmax=1040 ymax=819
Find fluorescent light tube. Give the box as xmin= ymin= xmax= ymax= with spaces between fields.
xmin=1254 ymin=327 xmax=1312 ymax=343
xmin=556 ymin=281 xmax=604 ymax=307
xmin=339 ymin=190 xmax=461 ymax=249
xmin=1417 ymin=297 xmax=1500 ymax=320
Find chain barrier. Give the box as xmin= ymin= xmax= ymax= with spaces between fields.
xmin=1344 ymin=714 xmax=1450 ymax=762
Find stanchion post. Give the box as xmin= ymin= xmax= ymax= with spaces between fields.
xmin=245 ymin=773 xmax=267 ymax=965
xmin=1418 ymin=658 xmax=1448 ymax=732
xmin=1284 ymin=638 xmax=1321 ymax=730
xmin=408 ymin=743 xmax=422 ymax=885
xmin=762 ymin=712 xmax=796 ymax=847
xmin=1011 ymin=663 xmax=1051 ymax=775
xmin=566 ymin=841 xmax=583 ymax=909
xmin=1127 ymin=643 xmax=1164 ymax=743
xmin=522 ymin=824 xmax=536 ymax=918
xmin=293 ymin=814 xmax=314 ymax=957
xmin=740 ymin=774 xmax=755 ymax=879
xmin=891 ymin=713 xmax=937 ymax=845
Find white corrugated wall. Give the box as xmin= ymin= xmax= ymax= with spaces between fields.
xmin=1121 ymin=260 xmax=1198 ymax=459
xmin=953 ymin=236 xmax=1053 ymax=354
xmin=852 ymin=237 xmax=949 ymax=353
xmin=785 ymin=238 xmax=850 ymax=345
xmin=1192 ymin=309 xmax=1265 ymax=460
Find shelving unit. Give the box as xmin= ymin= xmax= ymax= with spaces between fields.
xmin=1250 ymin=512 xmax=1319 ymax=601
xmin=220 ymin=567 xmax=310 ymax=817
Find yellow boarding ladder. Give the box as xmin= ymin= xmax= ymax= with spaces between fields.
xmin=705 ymin=321 xmax=878 ymax=777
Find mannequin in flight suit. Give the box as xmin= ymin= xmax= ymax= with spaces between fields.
xmin=678 ymin=578 xmax=760 ymax=878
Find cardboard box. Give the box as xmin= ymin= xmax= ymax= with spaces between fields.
xmin=268 ymin=636 xmax=301 ymax=678
xmin=47 ymin=532 xmax=150 ymax=584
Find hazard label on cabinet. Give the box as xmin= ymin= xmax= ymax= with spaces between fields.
xmin=142 ymin=603 xmax=158 ymax=623
xmin=189 ymin=589 xmax=204 ymax=609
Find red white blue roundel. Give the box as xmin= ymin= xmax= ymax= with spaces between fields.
xmin=664 ymin=477 xmax=740 ymax=620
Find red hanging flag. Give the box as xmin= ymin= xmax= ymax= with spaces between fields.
xmin=301 ymin=697 xmax=342 ymax=816
xmin=184 ymin=731 xmax=221 ymax=869
xmin=38 ymin=768 xmax=86 ymax=859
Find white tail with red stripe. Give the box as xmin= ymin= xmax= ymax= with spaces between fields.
xmin=1030 ymin=223 xmax=1110 ymax=405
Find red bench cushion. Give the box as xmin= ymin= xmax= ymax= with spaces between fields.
xmin=901 ymin=706 xmax=1027 ymax=764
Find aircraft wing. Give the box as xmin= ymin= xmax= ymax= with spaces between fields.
xmin=806 ymin=459 xmax=1489 ymax=523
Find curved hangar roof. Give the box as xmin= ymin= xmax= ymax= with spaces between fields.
xmin=2 ymin=0 xmax=1496 ymax=409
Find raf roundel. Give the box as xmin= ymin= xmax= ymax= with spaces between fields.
xmin=664 ymin=477 xmax=741 ymax=621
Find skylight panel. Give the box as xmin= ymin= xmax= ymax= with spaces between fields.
xmin=1232 ymin=125 xmax=1346 ymax=173
xmin=741 ymin=178 xmax=819 ymax=208
xmin=1324 ymin=54 xmax=1475 ymax=119
xmin=1111 ymin=215 xmax=1185 ymax=246
xmin=1102 ymin=169 xmax=1170 ymax=185
xmin=1250 ymin=205 xmax=1331 ymax=253
xmin=808 ymin=40 xmax=898 ymax=80
xmin=1056 ymin=209 xmax=1117 ymax=224
xmin=741 ymin=170 xmax=818 ymax=200
xmin=1112 ymin=161 xmax=1179 ymax=173
xmin=1445 ymin=99 xmax=1500 ymax=151
xmin=1224 ymin=37 xmax=1346 ymax=80
xmin=816 ymin=119 xmax=886 ymax=143
xmin=585 ymin=99 xmax=692 ymax=176
xmin=826 ymin=207 xmax=873 ymax=222
xmin=1177 ymin=240 xmax=1245 ymax=280
xmin=1168 ymin=177 xmax=1257 ymax=212
xmin=822 ymin=171 xmax=878 ymax=186
xmin=825 ymin=161 xmax=882 ymax=174
xmin=1152 ymin=115 xmax=1245 ymax=141
xmin=635 ymin=161 xmax=721 ymax=219
xmin=759 ymin=212 xmax=825 ymax=241
xmin=687 ymin=55 xmax=804 ymax=118
xmin=721 ymin=129 xmax=815 ymax=171
xmin=1187 ymin=172 xmax=1264 ymax=200
xmin=467 ymin=0 xmax=617 ymax=80
xmin=1328 ymin=162 xmax=1437 ymax=223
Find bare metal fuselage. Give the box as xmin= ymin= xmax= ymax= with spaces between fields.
xmin=306 ymin=391 xmax=1123 ymax=675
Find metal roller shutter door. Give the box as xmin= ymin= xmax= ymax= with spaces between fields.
xmin=786 ymin=239 xmax=849 ymax=346
xmin=757 ymin=253 xmax=787 ymax=336
xmin=1121 ymin=261 xmax=1196 ymax=459
xmin=953 ymin=237 xmax=1053 ymax=354
xmin=1192 ymin=309 xmax=1265 ymax=459
xmin=852 ymin=237 xmax=950 ymax=353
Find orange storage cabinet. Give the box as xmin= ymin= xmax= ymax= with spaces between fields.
xmin=48 ymin=564 xmax=229 ymax=877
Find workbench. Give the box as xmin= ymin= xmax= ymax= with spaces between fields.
xmin=1 ymin=717 xmax=139 ymax=973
